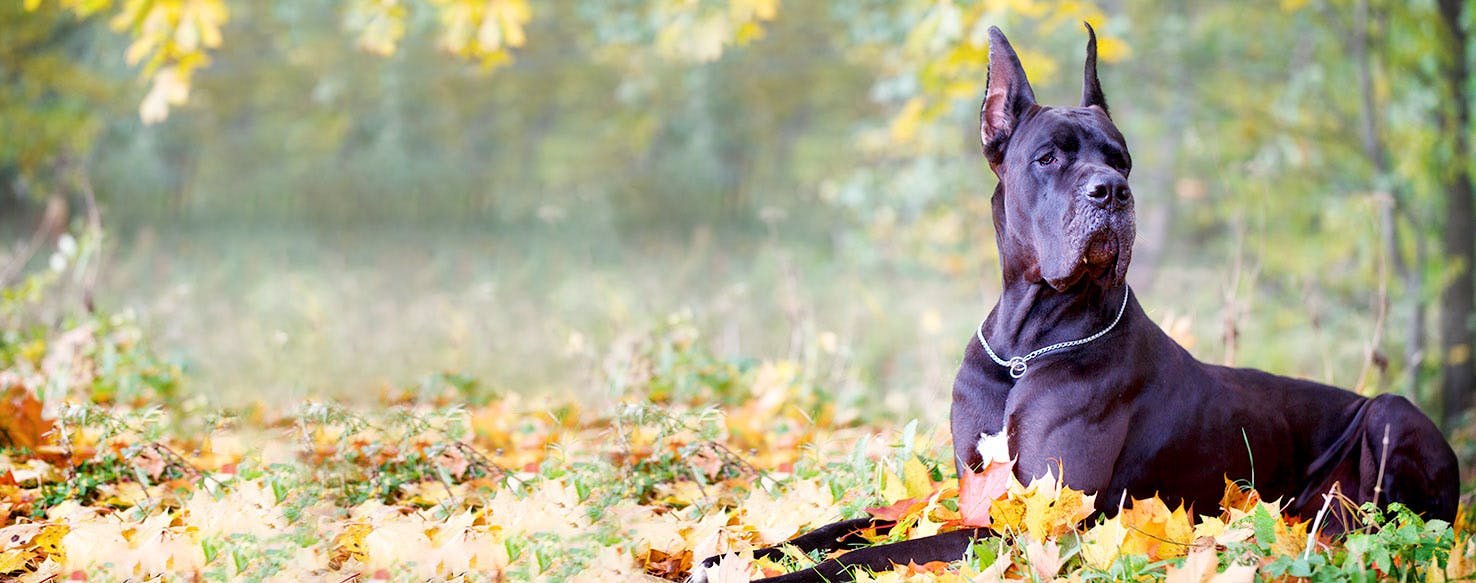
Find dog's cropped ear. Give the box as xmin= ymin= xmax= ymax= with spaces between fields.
xmin=981 ymin=26 xmax=1036 ymax=164
xmin=1080 ymin=22 xmax=1109 ymax=116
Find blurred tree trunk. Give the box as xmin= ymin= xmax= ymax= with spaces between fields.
xmin=1438 ymin=0 xmax=1474 ymax=428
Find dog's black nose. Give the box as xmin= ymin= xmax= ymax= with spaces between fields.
xmin=1084 ymin=176 xmax=1132 ymax=209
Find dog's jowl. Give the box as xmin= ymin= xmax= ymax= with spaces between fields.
xmin=691 ymin=24 xmax=1459 ymax=583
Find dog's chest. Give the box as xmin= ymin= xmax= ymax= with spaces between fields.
xmin=975 ymin=426 xmax=1012 ymax=464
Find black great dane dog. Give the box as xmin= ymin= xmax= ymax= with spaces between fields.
xmin=691 ymin=24 xmax=1459 ymax=583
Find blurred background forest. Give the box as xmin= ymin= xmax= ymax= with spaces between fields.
xmin=2 ymin=0 xmax=1475 ymax=430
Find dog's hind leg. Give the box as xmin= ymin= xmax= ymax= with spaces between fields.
xmin=689 ymin=518 xmax=894 ymax=582
xmin=752 ymin=528 xmax=987 ymax=583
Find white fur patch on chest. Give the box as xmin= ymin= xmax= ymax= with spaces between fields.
xmin=976 ymin=429 xmax=1012 ymax=464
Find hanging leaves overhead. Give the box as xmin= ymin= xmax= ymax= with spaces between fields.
xmin=33 ymin=0 xmax=793 ymax=123
xmin=28 ymin=0 xmax=230 ymax=124
xmin=651 ymin=0 xmax=780 ymax=63
xmin=427 ymin=0 xmax=533 ymax=68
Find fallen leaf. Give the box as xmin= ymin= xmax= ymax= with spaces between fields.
xmin=0 ymin=384 xmax=50 ymax=450
xmin=0 ymin=548 xmax=29 ymax=575
xmin=990 ymin=470 xmax=1095 ymax=540
xmin=689 ymin=447 xmax=724 ymax=479
xmin=1025 ymin=536 xmax=1062 ymax=581
xmin=330 ymin=523 xmax=372 ymax=570
xmin=1080 ymin=515 xmax=1128 ymax=570
xmin=1219 ymin=478 xmax=1260 ymax=515
xmin=1120 ymin=497 xmax=1194 ymax=559
xmin=959 ymin=459 xmax=1013 ymax=527
xmin=132 ymin=447 xmax=167 ymax=480
xmin=702 ymin=551 xmax=756 ymax=583
xmin=866 ymin=497 xmax=928 ymax=523
xmin=1165 ymin=546 xmax=1218 ymax=583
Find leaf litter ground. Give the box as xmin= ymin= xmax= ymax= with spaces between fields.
xmin=0 ymin=318 xmax=1472 ymax=582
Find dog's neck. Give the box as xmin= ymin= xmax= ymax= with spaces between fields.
xmin=984 ymin=187 xmax=1129 ymax=356
xmin=983 ymin=281 xmax=1126 ymax=354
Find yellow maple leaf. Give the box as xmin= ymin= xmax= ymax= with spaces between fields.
xmin=701 ymin=550 xmax=759 ymax=583
xmin=879 ymin=456 xmax=935 ymax=505
xmin=989 ymin=470 xmax=1095 ymax=540
xmin=1120 ymin=497 xmax=1194 ymax=559
xmin=0 ymin=548 xmax=28 ymax=575
xmin=29 ymin=524 xmax=67 ymax=564
xmin=1079 ymin=515 xmax=1128 ymax=570
xmin=912 ymin=486 xmax=956 ymax=538
xmin=879 ymin=467 xmax=908 ymax=505
xmin=902 ymin=456 xmax=935 ymax=500
xmin=330 ymin=523 xmax=372 ymax=570
xmin=1270 ymin=516 xmax=1308 ymax=557
xmin=989 ymin=494 xmax=1027 ymax=534
xmin=1165 ymin=504 xmax=1196 ymax=558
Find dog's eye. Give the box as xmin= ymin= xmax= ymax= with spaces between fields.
xmin=1035 ymin=153 xmax=1056 ymax=166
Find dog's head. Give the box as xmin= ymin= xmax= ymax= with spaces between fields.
xmin=982 ymin=24 xmax=1134 ymax=291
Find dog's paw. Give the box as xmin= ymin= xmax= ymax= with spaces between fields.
xmin=684 ymin=553 xmax=731 ymax=583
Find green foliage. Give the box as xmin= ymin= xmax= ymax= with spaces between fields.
xmin=291 ymin=400 xmax=512 ymax=508
xmin=1 ymin=0 xmax=1455 ymax=412
xmin=607 ymin=314 xmax=752 ymax=405
xmin=0 ymin=3 xmax=115 ymax=199
xmin=1 ymin=225 xmax=181 ymax=406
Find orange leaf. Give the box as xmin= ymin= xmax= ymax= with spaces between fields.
xmin=959 ymin=459 xmax=1013 ymax=527
xmin=904 ymin=560 xmax=953 ymax=575
xmin=1120 ymin=497 xmax=1195 ymax=559
xmin=1219 ymin=477 xmax=1260 ymax=515
xmin=0 ymin=384 xmax=51 ymax=450
xmin=866 ymin=496 xmax=928 ymax=522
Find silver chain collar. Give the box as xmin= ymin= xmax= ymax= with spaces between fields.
xmin=976 ymin=286 xmax=1132 ymax=379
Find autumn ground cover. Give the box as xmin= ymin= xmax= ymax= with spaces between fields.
xmin=7 ymin=0 xmax=1476 ymax=580
xmin=2 ymin=244 xmax=1474 ymax=583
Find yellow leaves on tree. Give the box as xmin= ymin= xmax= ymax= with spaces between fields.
xmin=347 ymin=0 xmax=409 ymax=56
xmin=653 ymin=0 xmax=781 ymax=63
xmin=888 ymin=1 xmax=1131 ymax=149
xmin=116 ymin=0 xmax=228 ymax=124
xmin=27 ymin=0 xmax=228 ymax=124
xmin=431 ymin=0 xmax=532 ymax=69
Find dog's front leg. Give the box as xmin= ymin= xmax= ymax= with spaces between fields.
xmin=1008 ymin=391 xmax=1130 ymax=506
xmin=689 ymin=518 xmax=894 ymax=582
xmin=751 ymin=529 xmax=987 ymax=583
